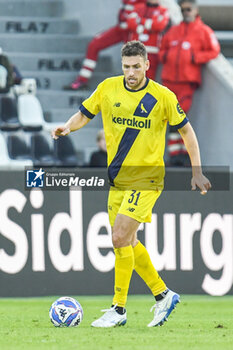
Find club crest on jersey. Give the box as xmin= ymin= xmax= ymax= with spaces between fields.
xmin=133 ymin=93 xmax=157 ymax=118
xmin=140 ymin=103 xmax=148 ymax=114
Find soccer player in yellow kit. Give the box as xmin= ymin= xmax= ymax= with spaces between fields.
xmin=52 ymin=41 xmax=211 ymax=328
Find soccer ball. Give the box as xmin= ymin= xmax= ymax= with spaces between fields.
xmin=49 ymin=296 xmax=83 ymax=327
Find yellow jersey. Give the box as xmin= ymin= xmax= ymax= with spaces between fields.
xmin=80 ymin=76 xmax=188 ymax=190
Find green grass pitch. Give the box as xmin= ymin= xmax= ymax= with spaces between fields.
xmin=0 ymin=295 xmax=232 ymax=350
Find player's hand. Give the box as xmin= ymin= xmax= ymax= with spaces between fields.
xmin=191 ymin=174 xmax=211 ymax=195
xmin=51 ymin=126 xmax=70 ymax=140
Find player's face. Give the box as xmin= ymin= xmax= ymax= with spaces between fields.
xmin=180 ymin=2 xmax=198 ymax=23
xmin=122 ymin=55 xmax=149 ymax=90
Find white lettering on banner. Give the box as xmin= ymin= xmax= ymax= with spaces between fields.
xmin=30 ymin=189 xmax=45 ymax=271
xmin=145 ymin=214 xmax=176 ymax=270
xmin=86 ymin=212 xmax=115 ymax=272
xmin=145 ymin=212 xmax=233 ymax=295
xmin=200 ymin=214 xmax=233 ymax=296
xmin=48 ymin=190 xmax=84 ymax=272
xmin=180 ymin=213 xmax=201 ymax=270
xmin=0 ymin=189 xmax=28 ymax=274
xmin=0 ymin=187 xmax=233 ymax=295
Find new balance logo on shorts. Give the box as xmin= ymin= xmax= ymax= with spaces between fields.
xmin=126 ymin=207 xmax=135 ymax=212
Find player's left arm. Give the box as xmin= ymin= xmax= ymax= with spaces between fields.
xmin=178 ymin=122 xmax=211 ymax=195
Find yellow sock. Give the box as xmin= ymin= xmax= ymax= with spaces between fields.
xmin=133 ymin=241 xmax=167 ymax=296
xmin=112 ymin=245 xmax=134 ymax=307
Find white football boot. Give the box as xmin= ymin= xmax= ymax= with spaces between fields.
xmin=91 ymin=305 xmax=127 ymax=328
xmin=147 ymin=290 xmax=180 ymax=327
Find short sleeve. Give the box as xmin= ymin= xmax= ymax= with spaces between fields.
xmin=165 ymin=89 xmax=189 ymax=129
xmin=80 ymin=82 xmax=103 ymax=119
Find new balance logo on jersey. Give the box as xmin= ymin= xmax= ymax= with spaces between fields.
xmin=140 ymin=103 xmax=148 ymax=114
xmin=112 ymin=115 xmax=151 ymax=129
xmin=126 ymin=207 xmax=135 ymax=212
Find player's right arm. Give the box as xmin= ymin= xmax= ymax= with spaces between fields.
xmin=52 ymin=81 xmax=102 ymax=139
xmin=51 ymin=111 xmax=90 ymax=140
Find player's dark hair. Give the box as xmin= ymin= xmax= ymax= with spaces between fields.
xmin=121 ymin=41 xmax=148 ymax=60
xmin=178 ymin=0 xmax=197 ymax=6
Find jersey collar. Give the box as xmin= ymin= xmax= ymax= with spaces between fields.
xmin=123 ymin=77 xmax=149 ymax=92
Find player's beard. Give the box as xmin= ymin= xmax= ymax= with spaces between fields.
xmin=126 ymin=74 xmax=145 ymax=90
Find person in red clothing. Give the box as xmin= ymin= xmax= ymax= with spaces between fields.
xmin=159 ymin=0 xmax=220 ymax=166
xmin=64 ymin=0 xmax=146 ymax=91
xmin=127 ymin=0 xmax=170 ymax=80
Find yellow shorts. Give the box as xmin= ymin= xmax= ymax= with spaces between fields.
xmin=108 ymin=187 xmax=162 ymax=227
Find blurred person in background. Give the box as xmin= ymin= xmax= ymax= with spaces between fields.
xmin=0 ymin=47 xmax=23 ymax=93
xmin=127 ymin=0 xmax=170 ymax=80
xmin=159 ymin=0 xmax=220 ymax=166
xmin=0 ymin=47 xmax=14 ymax=93
xmin=89 ymin=129 xmax=107 ymax=167
xmin=64 ymin=0 xmax=146 ymax=91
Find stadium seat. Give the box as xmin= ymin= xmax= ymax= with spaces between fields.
xmin=17 ymin=94 xmax=60 ymax=132
xmin=0 ymin=131 xmax=32 ymax=168
xmin=0 ymin=132 xmax=11 ymax=167
xmin=31 ymin=132 xmax=57 ymax=166
xmin=54 ymin=136 xmax=81 ymax=166
xmin=7 ymin=132 xmax=31 ymax=160
xmin=0 ymin=95 xmax=21 ymax=131
xmin=18 ymin=94 xmax=43 ymax=131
